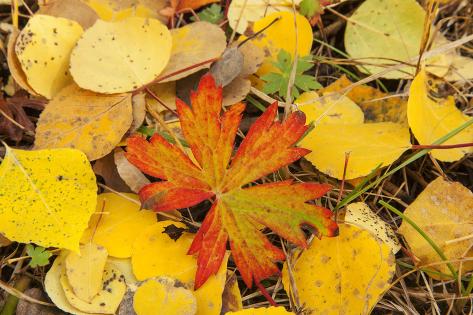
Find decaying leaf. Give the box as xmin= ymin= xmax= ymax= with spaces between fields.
xmin=65 ymin=243 xmax=108 ymax=302
xmin=319 ymin=75 xmax=408 ymax=124
xmin=242 ymin=12 xmax=313 ymax=77
xmin=114 ymin=148 xmax=151 ymax=192
xmin=407 ymin=69 xmax=473 ymax=162
xmin=345 ymin=202 xmax=401 ymax=254
xmin=34 ymin=84 xmax=133 ymax=161
xmin=226 ymin=307 xmax=294 ymax=314
xmin=37 ymin=0 xmax=99 ymax=29
xmin=60 ymin=264 xmax=126 ymax=313
xmin=70 ymin=17 xmax=172 ymax=93
xmin=221 ymin=272 xmax=243 ymax=314
xmin=81 ymin=193 xmax=156 ymax=258
xmin=126 ymin=74 xmax=337 ymax=289
xmin=15 ymin=15 xmax=83 ymax=98
xmin=16 ymin=288 xmax=63 ymax=315
xmin=83 ymin=0 xmax=168 ymax=23
xmin=6 ymin=30 xmax=37 ymax=95
xmin=344 ymin=0 xmax=425 ymax=78
xmin=133 ymin=277 xmax=197 ymax=315
xmin=0 ymin=234 xmax=11 ymax=247
xmin=132 ymin=221 xmax=196 ymax=283
xmin=282 ymin=224 xmax=395 ymax=314
xmin=107 ymin=257 xmax=138 ymax=285
xmin=93 ymin=152 xmax=131 ymax=192
xmin=399 ymin=177 xmax=473 ymax=278
xmin=159 ymin=22 xmax=227 ymax=82
xmin=227 ymin=0 xmax=298 ymax=34
xmin=131 ymin=92 xmax=146 ymax=132
xmin=0 ymin=147 xmax=97 ymax=251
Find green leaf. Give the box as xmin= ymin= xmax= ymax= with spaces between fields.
xmin=26 ymin=244 xmax=51 ymax=268
xmin=191 ymin=4 xmax=223 ymax=24
xmin=262 ymin=49 xmax=321 ymax=100
xmin=299 ymin=0 xmax=321 ymax=18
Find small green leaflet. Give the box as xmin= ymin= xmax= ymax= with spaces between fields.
xmin=26 ymin=244 xmax=51 ymax=268
xmin=191 ymin=4 xmax=223 ymax=24
xmin=299 ymin=0 xmax=321 ymax=19
xmin=261 ymin=49 xmax=321 ymax=100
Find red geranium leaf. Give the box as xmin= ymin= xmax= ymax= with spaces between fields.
xmin=126 ymin=73 xmax=338 ymax=290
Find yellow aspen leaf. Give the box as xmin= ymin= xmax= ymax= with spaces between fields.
xmin=159 ymin=22 xmax=227 ymax=82
xmin=45 ymin=252 xmax=95 ymax=315
xmin=80 ymin=193 xmax=156 ymax=258
xmin=132 ymin=221 xmax=196 ymax=283
xmin=226 ymin=307 xmax=294 ymax=314
xmin=299 ymin=123 xmax=410 ymax=179
xmin=65 ymin=243 xmax=108 ymax=302
xmin=133 ymin=277 xmax=197 ymax=315
xmin=320 ymin=75 xmax=408 ymax=124
xmin=242 ymin=12 xmax=312 ymax=78
xmin=345 ymin=202 xmax=401 ymax=254
xmin=70 ymin=17 xmax=172 ymax=93
xmin=107 ymin=257 xmax=138 ymax=285
xmin=194 ymin=252 xmax=229 ymax=315
xmin=60 ymin=263 xmax=126 ymax=314
xmin=282 ymin=224 xmax=395 ymax=315
xmin=146 ymin=81 xmax=177 ymax=112
xmin=407 ymin=69 xmax=473 ymax=162
xmin=344 ymin=0 xmax=425 ymax=79
xmin=398 ymin=177 xmax=473 ymax=278
xmin=6 ymin=30 xmax=37 ymax=95
xmin=295 ymin=91 xmax=364 ymax=125
xmin=83 ymin=0 xmax=167 ymax=23
xmin=227 ymin=0 xmax=298 ymax=34
xmin=15 ymin=15 xmax=83 ymax=98
xmin=34 ymin=84 xmax=133 ymax=161
xmin=0 ymin=147 xmax=97 ymax=251
xmin=444 ymin=54 xmax=473 ymax=81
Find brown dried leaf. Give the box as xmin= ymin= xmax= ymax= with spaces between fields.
xmin=37 ymin=0 xmax=99 ymax=29
xmin=114 ymin=147 xmax=150 ymax=193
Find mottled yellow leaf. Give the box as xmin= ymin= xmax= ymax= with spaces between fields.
xmin=15 ymin=15 xmax=83 ymax=98
xmin=295 ymin=91 xmax=364 ymax=125
xmin=84 ymin=0 xmax=167 ymax=23
xmin=0 ymin=147 xmax=97 ymax=251
xmin=300 ymin=123 xmax=410 ymax=179
xmin=61 ymin=263 xmax=126 ymax=314
xmin=226 ymin=307 xmax=294 ymax=314
xmin=34 ymin=84 xmax=133 ymax=161
xmin=6 ymin=30 xmax=37 ymax=95
xmin=45 ymin=252 xmax=95 ymax=315
xmin=133 ymin=277 xmax=197 ymax=315
xmin=407 ymin=69 xmax=473 ymax=162
xmin=320 ymin=75 xmax=408 ymax=124
xmin=227 ymin=0 xmax=298 ymax=34
xmin=399 ymin=177 xmax=473 ymax=278
xmin=159 ymin=22 xmax=227 ymax=82
xmin=242 ymin=12 xmax=312 ymax=77
xmin=282 ymin=224 xmax=395 ymax=315
xmin=345 ymin=202 xmax=401 ymax=254
xmin=65 ymin=243 xmax=108 ymax=302
xmin=81 ymin=193 xmax=156 ymax=258
xmin=107 ymin=257 xmax=138 ymax=285
xmin=132 ymin=221 xmax=196 ymax=283
xmin=70 ymin=17 xmax=172 ymax=93
xmin=344 ymin=0 xmax=425 ymax=79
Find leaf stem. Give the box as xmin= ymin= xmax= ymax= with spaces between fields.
xmin=255 ymin=281 xmax=278 ymax=307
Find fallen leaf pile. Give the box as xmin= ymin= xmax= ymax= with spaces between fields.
xmin=0 ymin=0 xmax=472 ymax=314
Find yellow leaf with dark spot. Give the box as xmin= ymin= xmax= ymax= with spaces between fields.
xmin=70 ymin=17 xmax=171 ymax=93
xmin=15 ymin=15 xmax=83 ymax=98
xmin=0 ymin=147 xmax=97 ymax=251
xmin=282 ymin=224 xmax=395 ymax=315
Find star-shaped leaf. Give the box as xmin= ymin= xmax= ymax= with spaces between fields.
xmin=126 ymin=74 xmax=337 ymax=289
xmin=26 ymin=244 xmax=52 ymax=268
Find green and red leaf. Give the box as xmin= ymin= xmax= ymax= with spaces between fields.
xmin=126 ymin=73 xmax=338 ymax=290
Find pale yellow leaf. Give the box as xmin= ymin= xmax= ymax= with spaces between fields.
xmin=15 ymin=15 xmax=83 ymax=98
xmin=70 ymin=17 xmax=172 ymax=93
xmin=80 ymin=193 xmax=156 ymax=258
xmin=407 ymin=69 xmax=473 ymax=162
xmin=282 ymin=224 xmax=395 ymax=315
xmin=299 ymin=123 xmax=410 ymax=179
xmin=61 ymin=263 xmax=126 ymax=313
xmin=345 ymin=202 xmax=401 ymax=254
xmin=34 ymin=84 xmax=133 ymax=161
xmin=0 ymin=147 xmax=97 ymax=251
xmin=146 ymin=81 xmax=177 ymax=112
xmin=159 ymin=22 xmax=227 ymax=82
xmin=444 ymin=54 xmax=473 ymax=81
xmin=133 ymin=277 xmax=197 ymax=315
xmin=344 ymin=0 xmax=425 ymax=79
xmin=65 ymin=243 xmax=108 ymax=302
xmin=399 ymin=177 xmax=473 ymax=278
xmin=83 ymin=0 xmax=167 ymax=23
xmin=107 ymin=257 xmax=138 ymax=285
